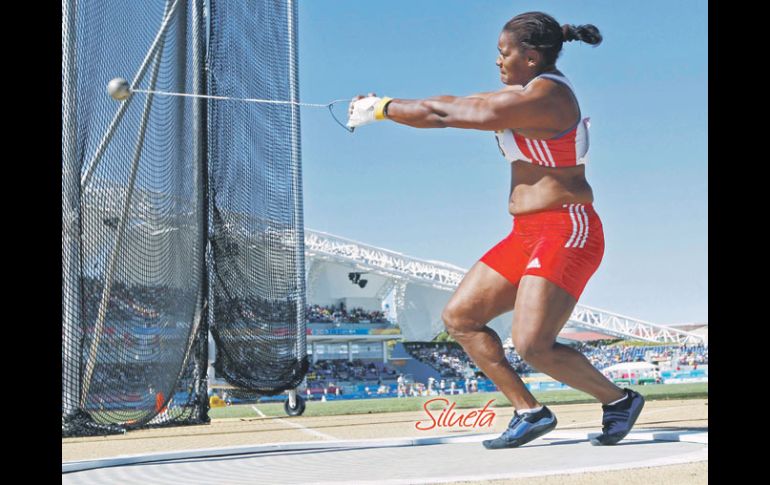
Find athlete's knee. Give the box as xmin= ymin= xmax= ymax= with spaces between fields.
xmin=513 ymin=336 xmax=554 ymax=363
xmin=441 ymin=304 xmax=482 ymax=340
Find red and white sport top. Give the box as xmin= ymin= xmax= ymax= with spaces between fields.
xmin=494 ymin=73 xmax=590 ymax=167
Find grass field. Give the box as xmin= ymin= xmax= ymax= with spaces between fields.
xmin=208 ymin=383 xmax=708 ymax=419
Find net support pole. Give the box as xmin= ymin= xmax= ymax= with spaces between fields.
xmin=173 ymin=0 xmax=187 ymax=283
xmin=80 ymin=25 xmax=170 ymax=407
xmin=287 ymin=0 xmax=307 ymax=370
xmin=62 ymin=0 xmax=82 ymax=419
xmin=204 ymin=0 xmax=216 ymax=397
xmin=191 ymin=0 xmax=210 ymax=421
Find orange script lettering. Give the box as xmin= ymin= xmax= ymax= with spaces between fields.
xmin=415 ymin=398 xmax=496 ymax=431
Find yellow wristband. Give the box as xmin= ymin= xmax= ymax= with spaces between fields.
xmin=374 ymin=97 xmax=393 ymax=120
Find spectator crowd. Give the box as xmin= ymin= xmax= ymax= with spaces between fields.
xmin=305 ymin=304 xmax=391 ymax=324
xmin=402 ymin=340 xmax=707 ymax=381
xmin=305 ymin=359 xmax=398 ymax=387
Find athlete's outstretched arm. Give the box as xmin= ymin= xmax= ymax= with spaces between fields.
xmin=382 ymin=85 xmax=547 ymax=131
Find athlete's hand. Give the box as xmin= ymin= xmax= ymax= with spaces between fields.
xmin=347 ymin=93 xmax=392 ymax=128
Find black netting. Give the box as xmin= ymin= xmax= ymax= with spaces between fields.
xmin=207 ymin=0 xmax=308 ymax=395
xmin=63 ymin=0 xmax=308 ymax=437
xmin=62 ymin=0 xmax=209 ymax=436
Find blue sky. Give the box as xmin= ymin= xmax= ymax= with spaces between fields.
xmin=296 ymin=0 xmax=707 ymax=326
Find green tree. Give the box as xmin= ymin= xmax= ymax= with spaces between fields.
xmin=433 ymin=330 xmax=456 ymax=343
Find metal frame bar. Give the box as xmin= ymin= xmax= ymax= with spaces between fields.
xmin=62 ymin=0 xmax=81 ymax=418
xmin=191 ymin=0 xmax=211 ymax=424
xmin=287 ymin=0 xmax=307 ymax=384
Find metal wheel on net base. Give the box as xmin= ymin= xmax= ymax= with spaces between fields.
xmin=284 ymin=393 xmax=306 ymax=416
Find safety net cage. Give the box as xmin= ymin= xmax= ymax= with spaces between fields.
xmin=206 ymin=0 xmax=308 ymax=397
xmin=62 ymin=0 xmax=307 ymax=437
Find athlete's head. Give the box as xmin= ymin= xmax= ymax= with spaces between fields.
xmin=496 ymin=12 xmax=602 ymax=85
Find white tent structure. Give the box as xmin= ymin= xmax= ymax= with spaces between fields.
xmin=601 ymin=361 xmax=660 ymax=384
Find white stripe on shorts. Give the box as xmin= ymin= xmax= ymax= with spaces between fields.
xmin=565 ymin=204 xmax=579 ymax=247
xmin=565 ymin=203 xmax=588 ymax=248
xmin=578 ymin=204 xmax=590 ymax=248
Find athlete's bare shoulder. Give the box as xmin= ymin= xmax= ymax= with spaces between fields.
xmin=525 ymin=71 xmax=571 ymax=97
xmin=500 ymin=84 xmax=525 ymax=92
xmin=466 ymin=84 xmax=524 ymax=100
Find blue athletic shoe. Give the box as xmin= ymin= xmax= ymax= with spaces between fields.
xmin=482 ymin=406 xmax=557 ymax=449
xmin=590 ymin=388 xmax=645 ymax=446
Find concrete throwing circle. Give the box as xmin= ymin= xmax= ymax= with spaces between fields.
xmin=62 ymin=428 xmax=707 ymax=484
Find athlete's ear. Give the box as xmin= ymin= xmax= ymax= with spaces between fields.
xmin=524 ymin=48 xmax=543 ymax=68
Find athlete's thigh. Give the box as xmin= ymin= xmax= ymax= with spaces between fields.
xmin=443 ymin=260 xmax=519 ymax=330
xmin=511 ymin=275 xmax=578 ymax=347
xmin=510 ymin=204 xmax=603 ymax=347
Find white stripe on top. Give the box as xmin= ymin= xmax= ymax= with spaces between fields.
xmin=539 ymin=140 xmax=555 ymax=167
xmin=531 ymin=140 xmax=549 ymax=166
xmin=524 ymin=138 xmax=542 ymax=165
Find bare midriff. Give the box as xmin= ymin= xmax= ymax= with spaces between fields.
xmin=508 ymin=160 xmax=594 ymax=216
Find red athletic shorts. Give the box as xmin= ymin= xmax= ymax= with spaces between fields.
xmin=479 ymin=203 xmax=605 ymax=301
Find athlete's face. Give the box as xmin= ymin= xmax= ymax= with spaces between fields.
xmin=496 ymin=31 xmax=535 ymax=86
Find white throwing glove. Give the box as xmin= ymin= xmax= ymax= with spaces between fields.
xmin=347 ymin=95 xmax=393 ymax=129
